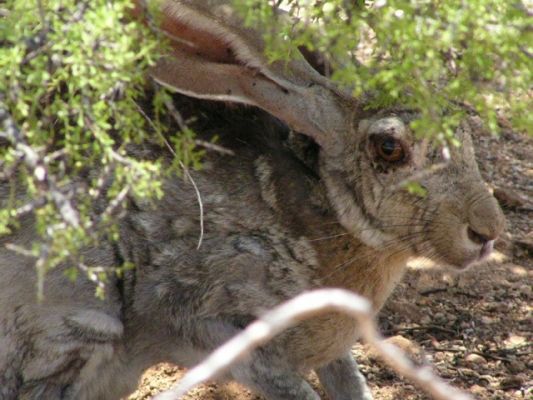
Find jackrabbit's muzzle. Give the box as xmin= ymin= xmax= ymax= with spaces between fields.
xmin=426 ymin=183 xmax=505 ymax=269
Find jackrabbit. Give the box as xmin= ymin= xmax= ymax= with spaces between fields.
xmin=0 ymin=1 xmax=505 ymax=399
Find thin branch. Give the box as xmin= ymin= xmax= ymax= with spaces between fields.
xmin=0 ymin=100 xmax=80 ymax=228
xmin=193 ymin=139 xmax=234 ymax=156
xmin=134 ymin=101 xmax=206 ymax=250
xmin=100 ymin=185 xmax=130 ymax=222
xmin=154 ymin=289 xmax=473 ymax=400
xmin=180 ymin=161 xmax=204 ymax=249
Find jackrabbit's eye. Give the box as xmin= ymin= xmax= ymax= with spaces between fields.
xmin=374 ymin=136 xmax=406 ymax=163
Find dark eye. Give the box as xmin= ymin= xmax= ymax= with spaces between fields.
xmin=376 ymin=136 xmax=406 ymax=162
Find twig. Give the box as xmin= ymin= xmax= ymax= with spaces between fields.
xmin=392 ymin=325 xmax=457 ymax=336
xmin=194 ymin=139 xmax=234 ymax=156
xmin=470 ymin=351 xmax=511 ymax=363
xmin=154 ymin=289 xmax=473 ymax=400
xmin=420 ymin=287 xmax=449 ymax=296
xmin=180 ymin=161 xmax=204 ymax=250
xmin=4 ymin=243 xmax=35 ymax=258
xmin=134 ymin=101 xmax=206 ymax=250
xmin=0 ymin=100 xmax=80 ymax=228
xmin=100 ymin=185 xmax=130 ymax=221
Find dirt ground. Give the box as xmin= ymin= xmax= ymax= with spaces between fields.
xmin=128 ymin=119 xmax=532 ymax=400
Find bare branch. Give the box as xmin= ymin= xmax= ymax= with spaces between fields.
xmin=155 ymin=289 xmax=473 ymax=400
xmin=179 ymin=161 xmax=204 ymax=249
xmin=0 ymin=100 xmax=80 ymax=228
xmin=134 ymin=101 xmax=206 ymax=250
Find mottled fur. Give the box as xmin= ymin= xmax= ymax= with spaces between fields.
xmin=0 ymin=1 xmax=505 ymax=399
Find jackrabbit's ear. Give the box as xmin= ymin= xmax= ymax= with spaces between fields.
xmin=149 ymin=0 xmax=356 ymax=151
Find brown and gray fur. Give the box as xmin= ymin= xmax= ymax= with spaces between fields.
xmin=0 ymin=1 xmax=505 ymax=399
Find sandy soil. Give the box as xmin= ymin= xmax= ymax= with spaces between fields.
xmin=129 ymin=119 xmax=532 ymax=400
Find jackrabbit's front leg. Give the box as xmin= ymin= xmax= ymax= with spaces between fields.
xmin=316 ymin=352 xmax=373 ymax=400
xmin=231 ymin=348 xmax=320 ymax=400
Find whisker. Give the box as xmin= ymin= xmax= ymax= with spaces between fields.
xmin=307 ymin=232 xmax=351 ymax=242
xmin=320 ymin=230 xmax=428 ymax=281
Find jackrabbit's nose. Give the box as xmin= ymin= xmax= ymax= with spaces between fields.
xmin=466 ymin=190 xmax=505 ymax=245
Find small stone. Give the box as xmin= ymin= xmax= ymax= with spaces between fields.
xmin=460 ymin=321 xmax=471 ymax=329
xmin=513 ymin=146 xmax=533 ymax=161
xmin=504 ymin=334 xmax=527 ymax=348
xmin=507 ymin=360 xmax=526 ymax=374
xmin=493 ymin=186 xmax=526 ymax=209
xmin=413 ymin=272 xmax=448 ymax=293
xmin=367 ymin=335 xmax=422 ymax=362
xmin=514 ymin=234 xmax=533 ymax=254
xmin=506 ymin=264 xmax=528 ymax=282
xmin=385 ymin=301 xmax=424 ymax=321
xmin=481 ymin=315 xmax=496 ymax=324
xmin=500 ymin=376 xmax=524 ymax=389
xmin=518 ymin=284 xmax=532 ymax=296
xmin=494 ymin=236 xmax=512 ymax=252
xmin=386 ymin=335 xmax=422 ymax=357
xmin=468 ymin=116 xmax=489 ymax=136
xmin=434 ymin=312 xmax=446 ymax=322
xmin=465 ymin=353 xmax=488 ymax=366
xmin=469 ymin=384 xmax=486 ymax=395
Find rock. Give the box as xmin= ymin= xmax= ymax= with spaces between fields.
xmin=518 ymin=284 xmax=532 ymax=296
xmin=496 ymin=114 xmax=514 ymax=131
xmin=433 ymin=312 xmax=446 ymax=323
xmin=366 ymin=335 xmax=422 ymax=362
xmin=507 ymin=360 xmax=526 ymax=374
xmin=504 ymin=334 xmax=527 ymax=348
xmin=464 ymin=353 xmax=488 ymax=366
xmin=499 ymin=375 xmax=524 ymax=389
xmin=469 ymin=384 xmax=486 ymax=395
xmin=468 ymin=116 xmax=490 ymax=137
xmin=385 ymin=301 xmax=424 ymax=321
xmin=493 ymin=186 xmax=526 ymax=209
xmin=481 ymin=315 xmax=497 ymax=324
xmin=386 ymin=335 xmax=422 ymax=357
xmin=494 ymin=236 xmax=512 ymax=252
xmin=514 ymin=232 xmax=533 ymax=254
xmin=507 ymin=264 xmax=528 ymax=282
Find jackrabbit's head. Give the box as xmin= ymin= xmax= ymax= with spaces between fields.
xmin=321 ymin=111 xmax=505 ymax=269
xmin=150 ymin=0 xmax=505 ymax=269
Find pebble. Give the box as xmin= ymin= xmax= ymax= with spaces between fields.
xmin=517 ymin=284 xmax=531 ymax=295
xmin=493 ymin=186 xmax=526 ymax=209
xmin=494 ymin=236 xmax=512 ymax=252
xmin=504 ymin=334 xmax=527 ymax=348
xmin=507 ymin=360 xmax=526 ymax=374
xmin=500 ymin=375 xmax=524 ymax=389
xmin=433 ymin=312 xmax=446 ymax=322
xmin=469 ymin=384 xmax=486 ymax=395
xmin=385 ymin=300 xmax=424 ymax=321
xmin=465 ymin=353 xmax=488 ymax=366
xmin=514 ymin=235 xmax=533 ymax=254
xmin=481 ymin=316 xmax=497 ymax=324
xmin=367 ymin=335 xmax=422 ymax=362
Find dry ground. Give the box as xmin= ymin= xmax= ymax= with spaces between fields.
xmin=129 ymin=119 xmax=532 ymax=400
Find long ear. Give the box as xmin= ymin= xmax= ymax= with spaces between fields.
xmin=149 ymin=0 xmax=357 ymax=152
